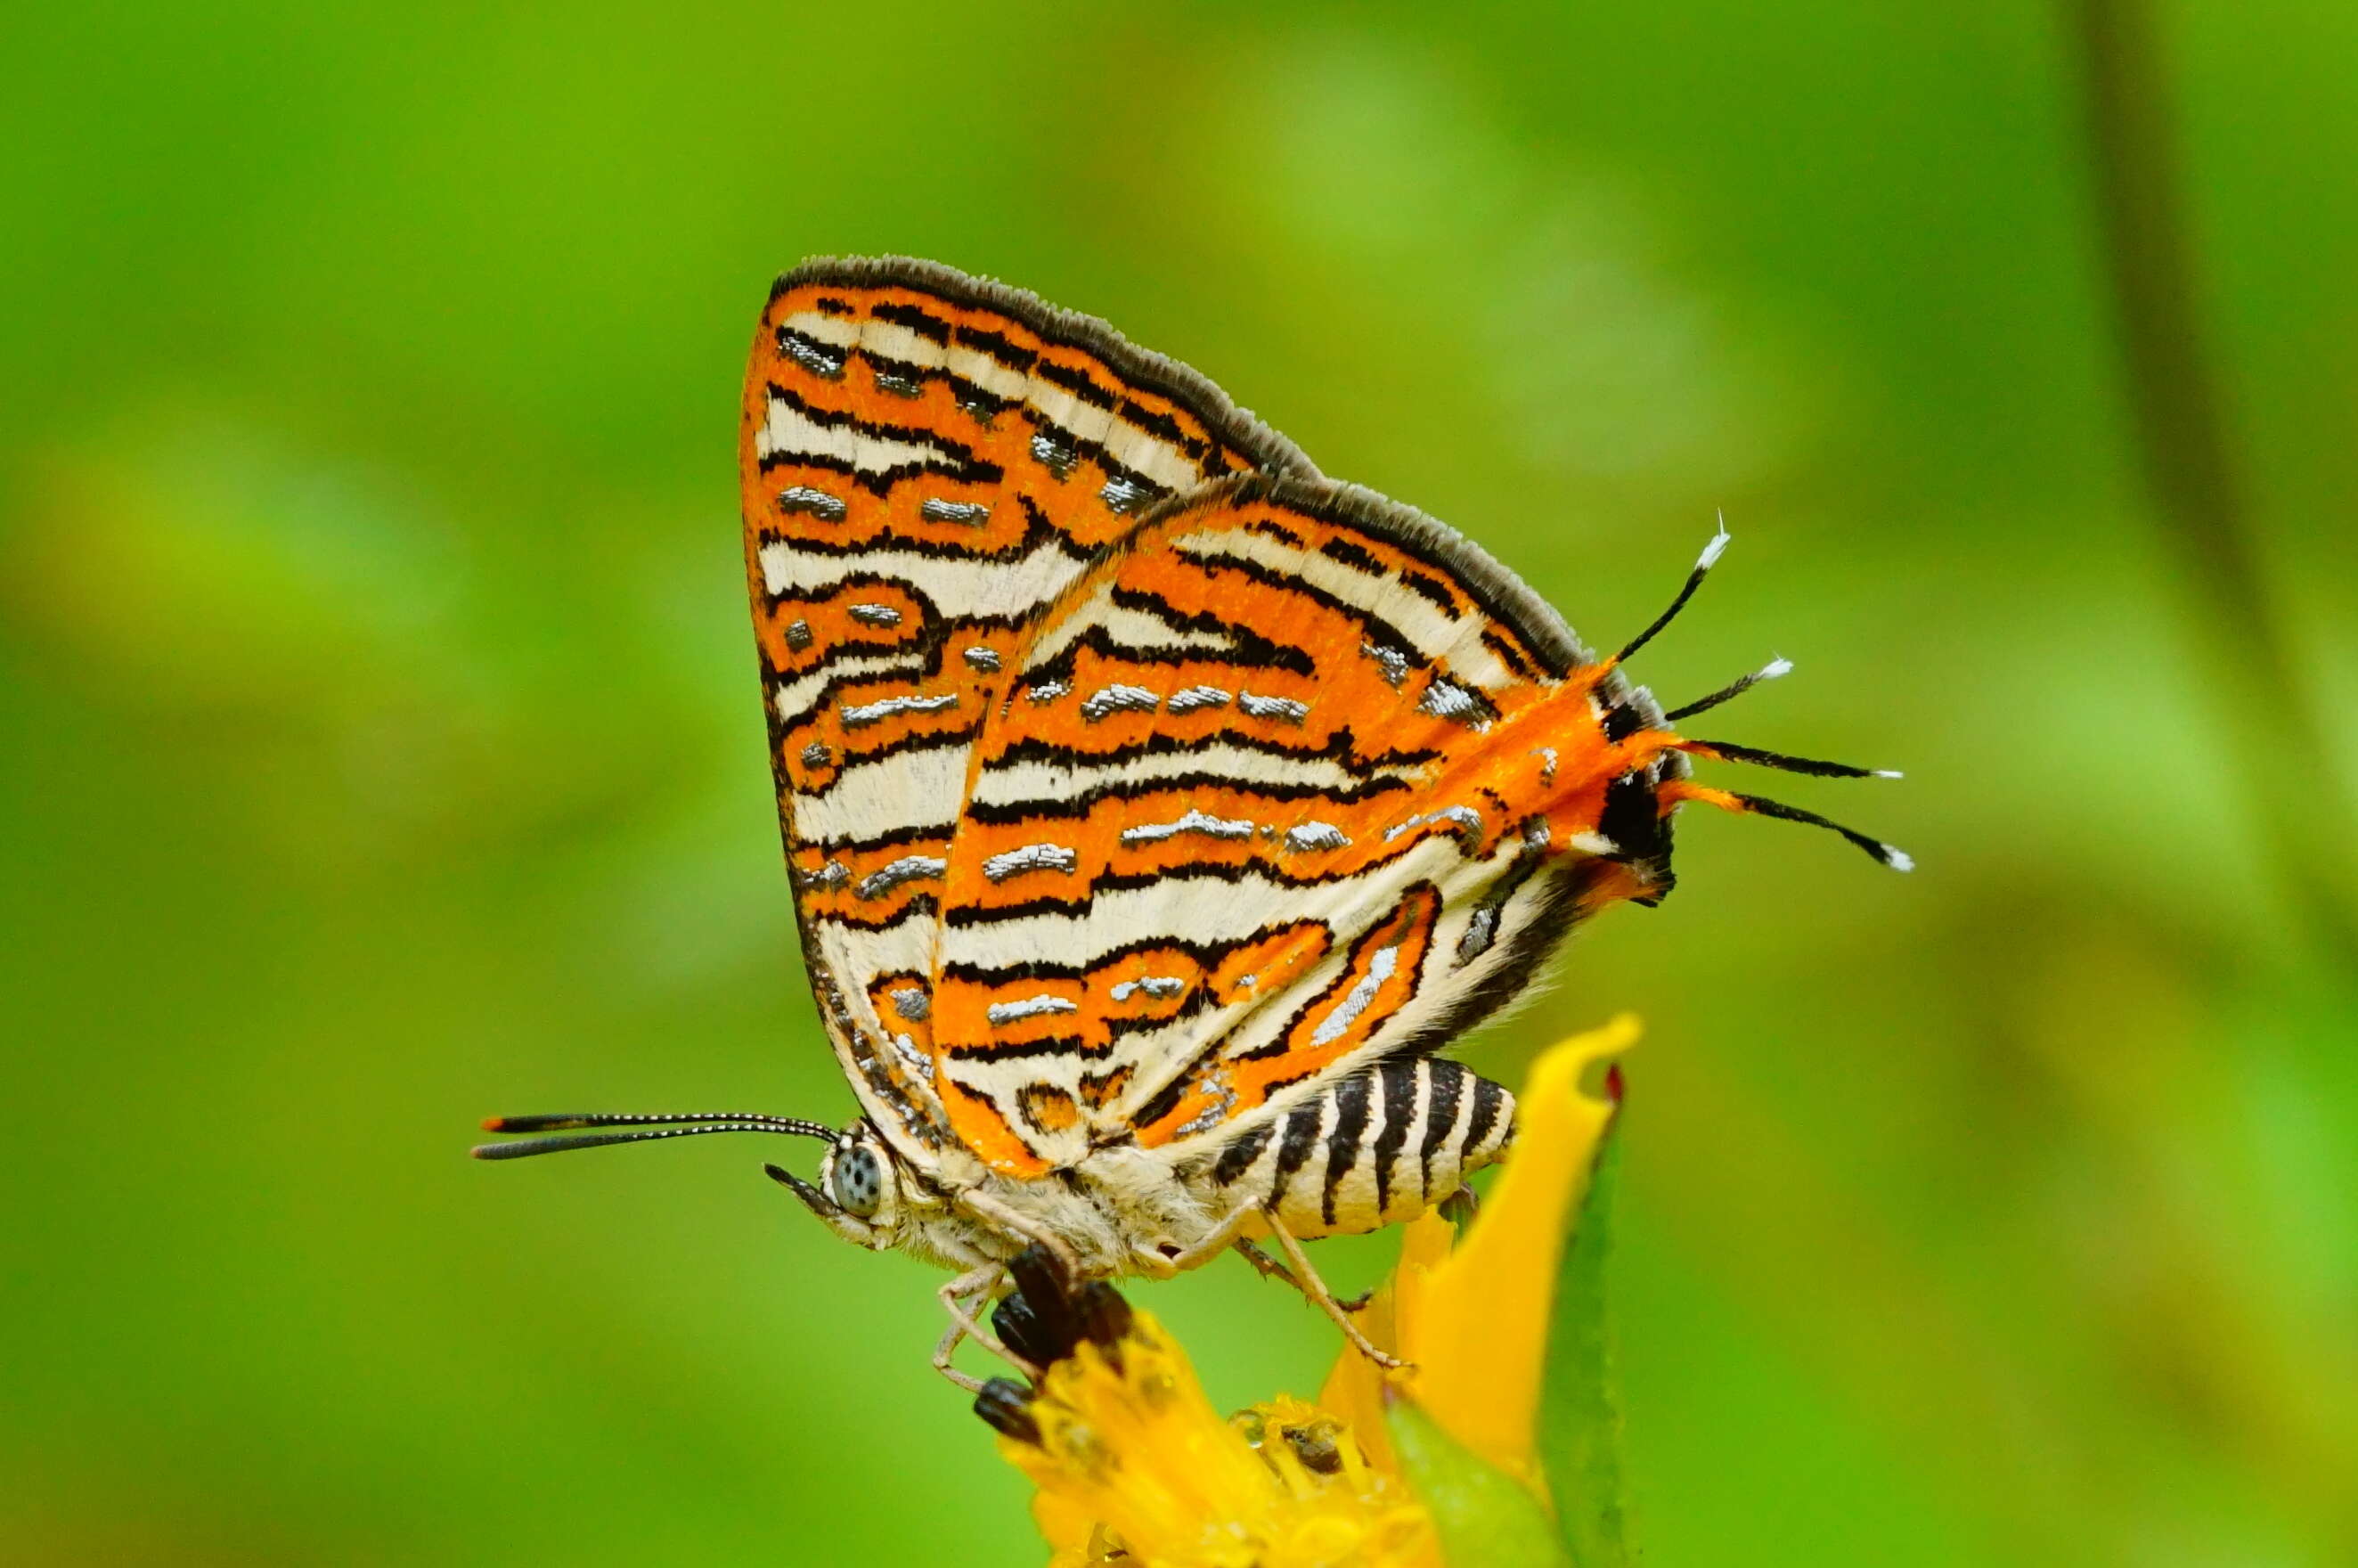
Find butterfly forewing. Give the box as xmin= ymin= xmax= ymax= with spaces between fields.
xmin=742 ymin=257 xmax=1313 ymax=1159
xmin=929 ymin=476 xmax=1682 ymax=1175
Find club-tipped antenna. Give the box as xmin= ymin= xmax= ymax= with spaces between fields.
xmin=1615 ymin=518 xmax=1732 ymax=666
xmin=1664 ymin=657 xmax=1791 ymax=723
xmin=1681 ymin=738 xmax=1902 ymax=781
xmin=471 ymin=1113 xmax=836 ymax=1161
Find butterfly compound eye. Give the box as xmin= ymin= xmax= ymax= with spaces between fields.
xmin=828 ymin=1142 xmax=885 ymax=1217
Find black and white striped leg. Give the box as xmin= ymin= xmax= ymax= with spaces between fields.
xmin=1263 ymin=1207 xmax=1407 ymax=1371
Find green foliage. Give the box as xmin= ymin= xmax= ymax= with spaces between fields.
xmin=1388 ymin=1401 xmax=1573 ymax=1568
xmin=1540 ymin=1114 xmax=1632 ymax=1565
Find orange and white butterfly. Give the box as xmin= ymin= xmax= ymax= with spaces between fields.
xmin=477 ymin=257 xmax=1905 ymax=1381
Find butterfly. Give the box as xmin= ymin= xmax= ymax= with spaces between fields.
xmin=476 ymin=257 xmax=1905 ymax=1383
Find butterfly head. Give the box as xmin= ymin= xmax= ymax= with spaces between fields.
xmin=784 ymin=1120 xmax=914 ymax=1248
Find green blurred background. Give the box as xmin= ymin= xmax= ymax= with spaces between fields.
xmin=5 ymin=3 xmax=2354 ymax=1563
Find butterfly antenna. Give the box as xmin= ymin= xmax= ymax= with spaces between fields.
xmin=472 ymin=1112 xmax=836 ymax=1161
xmin=1661 ymin=779 xmax=1913 ymax=871
xmin=1614 ymin=517 xmax=1732 ymax=666
xmin=1663 ymin=657 xmax=1792 ymax=723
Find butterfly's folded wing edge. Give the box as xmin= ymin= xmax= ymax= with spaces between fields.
xmin=777 ymin=254 xmax=1326 ymax=485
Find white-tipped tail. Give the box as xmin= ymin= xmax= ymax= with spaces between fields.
xmin=1872 ymin=768 xmax=1905 ymax=780
xmin=1881 ymin=845 xmax=1915 ymax=872
xmin=1758 ymin=656 xmax=1793 ymax=680
xmin=1698 ymin=521 xmax=1733 ymax=571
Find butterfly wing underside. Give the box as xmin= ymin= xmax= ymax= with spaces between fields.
xmin=927 ymin=477 xmax=1683 ymax=1177
xmin=741 ymin=257 xmax=1315 ymax=1163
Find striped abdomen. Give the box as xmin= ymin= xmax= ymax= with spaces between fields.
xmin=1188 ymin=1059 xmax=1514 ymax=1240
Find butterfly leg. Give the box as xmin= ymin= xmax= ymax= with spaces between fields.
xmin=931 ymin=1319 xmax=987 ymax=1394
xmin=932 ymin=1262 xmax=1034 ymax=1392
xmin=1229 ymin=1237 xmax=1304 ymax=1291
xmin=1131 ymin=1198 xmax=1265 ymax=1279
xmin=1262 ymin=1209 xmax=1410 ymax=1372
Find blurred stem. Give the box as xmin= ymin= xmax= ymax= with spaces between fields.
xmin=2065 ymin=0 xmax=2358 ymax=968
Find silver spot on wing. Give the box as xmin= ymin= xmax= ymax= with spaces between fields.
xmin=1459 ymin=903 xmax=1501 ymax=962
xmin=1166 ymin=684 xmax=1232 ymax=715
xmin=888 ymin=985 xmax=931 ymax=1022
xmin=775 ymin=486 xmax=848 ymax=522
xmin=1284 ymin=821 xmax=1350 ymax=853
xmin=1456 ymin=820 xmax=1557 ymax=967
xmin=1238 ymin=692 xmax=1310 ymax=725
xmin=1110 ymin=976 xmax=1188 ymax=1002
xmin=1081 ymin=683 xmax=1160 ymax=722
xmin=1418 ymin=678 xmax=1494 ymax=728
xmin=1121 ymin=808 xmax=1257 ymax=846
xmin=1099 ymin=473 xmax=1155 ymax=514
xmin=854 ymin=855 xmax=947 ymax=899
xmin=1029 ymin=429 xmax=1078 ymax=479
xmin=922 ymin=498 xmax=991 ymax=526
xmin=1171 ymin=1079 xmax=1237 ymax=1139
xmin=1310 ymin=942 xmax=1404 ymax=1047
xmin=963 ymin=646 xmax=1002 ymax=673
xmin=1363 ymin=641 xmax=1412 ymax=687
xmin=839 ymin=692 xmax=959 ymax=729
xmin=1384 ymin=806 xmax=1485 ymax=846
xmin=775 ymin=331 xmax=845 ymax=380
xmin=849 ymin=603 xmax=903 ymax=628
xmin=983 ymin=843 xmax=1079 ymax=882
xmin=987 ymin=994 xmax=1078 ymax=1026
xmin=890 ymin=1032 xmax=935 ymax=1082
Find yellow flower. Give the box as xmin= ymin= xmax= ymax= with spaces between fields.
xmin=984 ymin=1016 xmax=1639 ymax=1565
xmin=995 ymin=1307 xmax=1441 ymax=1567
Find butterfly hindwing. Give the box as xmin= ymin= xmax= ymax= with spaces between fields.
xmin=741 ymin=257 xmax=1314 ymax=1160
xmin=928 ymin=475 xmax=1685 ymax=1174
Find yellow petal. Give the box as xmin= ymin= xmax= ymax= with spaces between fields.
xmin=1401 ymin=1015 xmax=1639 ymax=1485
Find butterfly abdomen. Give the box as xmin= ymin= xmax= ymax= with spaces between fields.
xmin=1190 ymin=1058 xmax=1514 ymax=1241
